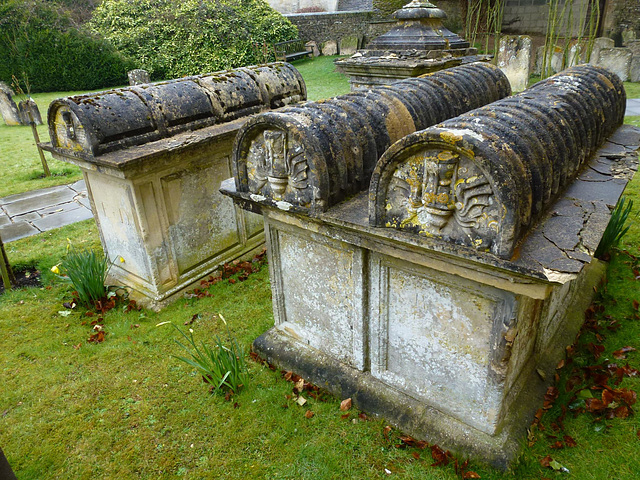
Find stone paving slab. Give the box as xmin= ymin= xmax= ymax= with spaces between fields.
xmin=69 ymin=179 xmax=86 ymax=193
xmin=627 ymin=99 xmax=640 ymax=117
xmin=32 ymin=207 xmax=93 ymax=232
xmin=0 ymin=184 xmax=71 ymax=205
xmin=4 ymin=187 xmax=77 ymax=217
xmin=0 ymin=182 xmax=94 ymax=243
xmin=39 ymin=202 xmax=82 ymax=216
xmin=1 ymin=222 xmax=40 ymax=243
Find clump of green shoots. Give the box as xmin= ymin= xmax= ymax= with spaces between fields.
xmin=166 ymin=315 xmax=248 ymax=395
xmin=53 ymin=243 xmax=112 ymax=307
xmin=595 ymin=197 xmax=634 ymax=259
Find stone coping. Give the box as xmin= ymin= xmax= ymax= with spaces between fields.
xmin=41 ymin=117 xmax=246 ymax=176
xmin=220 ymin=124 xmax=640 ymax=285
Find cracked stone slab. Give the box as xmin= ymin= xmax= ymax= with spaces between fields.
xmin=69 ymin=179 xmax=86 ymax=193
xmin=4 ymin=187 xmax=77 ymax=217
xmin=580 ymin=168 xmax=614 ymax=182
xmin=39 ymin=202 xmax=83 ymax=216
xmin=581 ymin=212 xmax=610 ymax=253
xmin=31 ymin=207 xmax=93 ymax=232
xmin=519 ymin=233 xmax=566 ymax=266
xmin=547 ymin=257 xmax=584 ymax=273
xmin=12 ymin=212 xmax=41 ymax=222
xmin=0 ymin=222 xmax=40 ymax=242
xmin=598 ymin=141 xmax=627 ymax=158
xmin=567 ymin=249 xmax=592 ymax=263
xmin=76 ymin=196 xmax=92 ymax=211
xmin=0 ymin=214 xmax=11 ymax=227
xmin=0 ymin=184 xmax=70 ymax=206
xmin=606 ymin=124 xmax=640 ymax=147
xmin=564 ymin=177 xmax=628 ymax=208
xmin=543 ymin=215 xmax=583 ymax=251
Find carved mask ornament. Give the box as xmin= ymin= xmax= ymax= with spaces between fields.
xmin=384 ymin=149 xmax=501 ymax=251
xmin=246 ymin=129 xmax=311 ymax=206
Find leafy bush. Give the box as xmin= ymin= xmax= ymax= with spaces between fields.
xmin=55 ymin=246 xmax=112 ymax=307
xmin=90 ymin=0 xmax=299 ymax=80
xmin=168 ymin=317 xmax=248 ymax=394
xmin=0 ymin=0 xmax=135 ymax=92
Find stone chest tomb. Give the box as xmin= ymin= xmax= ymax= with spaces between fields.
xmin=222 ymin=64 xmax=640 ymax=466
xmin=42 ymin=63 xmax=306 ymax=308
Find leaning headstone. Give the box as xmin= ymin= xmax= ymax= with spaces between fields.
xmin=0 ymin=83 xmax=21 ymax=126
xmin=497 ymin=35 xmax=532 ymax=92
xmin=305 ymin=41 xmax=320 ymax=57
xmin=127 ymin=69 xmax=150 ymax=86
xmin=18 ymin=99 xmax=42 ymax=125
xmin=339 ymin=35 xmax=360 ymax=56
xmin=589 ymin=37 xmax=615 ymax=65
xmin=597 ymin=47 xmax=632 ymax=81
xmin=622 ymin=27 xmax=636 ymax=46
xmin=321 ymin=40 xmax=338 ymax=56
xmin=627 ymin=41 xmax=640 ymax=82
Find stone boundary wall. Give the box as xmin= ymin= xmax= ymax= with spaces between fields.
xmin=502 ymin=0 xmax=589 ymax=36
xmin=286 ymin=11 xmax=394 ymax=48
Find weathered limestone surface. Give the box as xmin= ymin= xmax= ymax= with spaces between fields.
xmin=42 ymin=63 xmax=306 ymax=308
xmin=590 ymin=37 xmax=615 ymax=65
xmin=128 ymin=69 xmax=151 ymax=86
xmin=597 ymin=47 xmax=632 ymax=81
xmin=18 ymin=99 xmax=43 ymax=125
xmin=371 ymin=65 xmax=626 ymax=259
xmin=0 ymin=83 xmax=20 ymax=126
xmin=321 ymin=40 xmax=338 ymax=55
xmin=496 ymin=35 xmax=531 ymax=92
xmin=233 ymin=62 xmax=510 ymax=216
xmin=335 ymin=0 xmax=486 ymax=90
xmin=221 ymin=64 xmax=639 ymax=466
xmin=339 ymin=35 xmax=360 ymax=55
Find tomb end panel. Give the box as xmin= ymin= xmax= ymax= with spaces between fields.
xmin=369 ymin=253 xmax=516 ymax=435
xmin=161 ymin=156 xmax=242 ymax=276
xmin=267 ymin=222 xmax=367 ymax=370
xmin=87 ymin=172 xmax=151 ymax=284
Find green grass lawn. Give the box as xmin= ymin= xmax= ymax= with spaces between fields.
xmin=1 ymin=59 xmax=640 ymax=479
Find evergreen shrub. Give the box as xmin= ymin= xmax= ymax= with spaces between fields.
xmin=90 ymin=0 xmax=299 ymax=80
xmin=0 ymin=0 xmax=135 ymax=92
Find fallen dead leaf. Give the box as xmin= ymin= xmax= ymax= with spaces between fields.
xmin=304 ymin=410 xmax=314 ymax=418
xmin=296 ymin=395 xmax=307 ymax=407
xmin=340 ymin=398 xmax=352 ymax=411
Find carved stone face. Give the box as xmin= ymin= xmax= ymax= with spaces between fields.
xmin=384 ymin=148 xmax=501 ymax=252
xmin=246 ymin=128 xmax=311 ymax=206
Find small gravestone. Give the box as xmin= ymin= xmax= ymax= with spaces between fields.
xmin=622 ymin=27 xmax=636 ymax=46
xmin=321 ymin=40 xmax=338 ymax=56
xmin=597 ymin=47 xmax=632 ymax=81
xmin=305 ymin=41 xmax=320 ymax=57
xmin=627 ymin=41 xmax=640 ymax=82
xmin=18 ymin=99 xmax=42 ymax=125
xmin=589 ymin=37 xmax=615 ymax=65
xmin=497 ymin=35 xmax=532 ymax=92
xmin=533 ymin=45 xmax=563 ymax=76
xmin=0 ymin=82 xmax=21 ymax=126
xmin=339 ymin=35 xmax=360 ymax=56
xmin=127 ymin=69 xmax=150 ymax=86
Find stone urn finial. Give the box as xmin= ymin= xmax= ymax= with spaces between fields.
xmin=367 ymin=0 xmax=468 ymax=52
